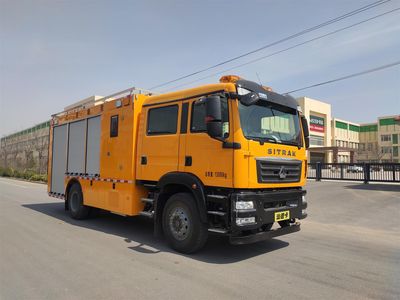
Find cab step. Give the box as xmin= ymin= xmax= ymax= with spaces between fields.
xmin=207 ymin=211 xmax=226 ymax=216
xmin=208 ymin=228 xmax=228 ymax=234
xmin=139 ymin=211 xmax=154 ymax=218
xmin=143 ymin=183 xmax=157 ymax=189
xmin=141 ymin=197 xmax=154 ymax=204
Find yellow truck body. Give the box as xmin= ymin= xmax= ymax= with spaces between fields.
xmin=48 ymin=76 xmax=309 ymax=253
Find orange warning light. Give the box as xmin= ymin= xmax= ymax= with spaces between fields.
xmin=219 ymin=75 xmax=241 ymax=83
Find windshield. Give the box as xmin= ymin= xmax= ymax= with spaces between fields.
xmin=238 ymin=101 xmax=302 ymax=146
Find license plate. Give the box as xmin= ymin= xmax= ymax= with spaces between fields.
xmin=274 ymin=210 xmax=290 ymax=222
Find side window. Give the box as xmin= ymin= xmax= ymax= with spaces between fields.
xmin=191 ymin=102 xmax=207 ymax=132
xmin=110 ymin=115 xmax=118 ymax=137
xmin=221 ymin=98 xmax=229 ymax=137
xmin=147 ymin=105 xmax=178 ymax=135
xmin=180 ymin=102 xmax=189 ymax=133
xmin=190 ymin=98 xmax=229 ymax=137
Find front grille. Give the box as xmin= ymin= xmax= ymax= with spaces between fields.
xmin=256 ymin=157 xmax=302 ymax=183
xmin=263 ymin=199 xmax=298 ymax=209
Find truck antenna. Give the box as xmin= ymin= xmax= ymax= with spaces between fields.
xmin=256 ymin=72 xmax=262 ymax=85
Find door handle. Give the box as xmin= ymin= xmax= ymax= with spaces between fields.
xmin=141 ymin=156 xmax=147 ymax=165
xmin=185 ymin=156 xmax=192 ymax=166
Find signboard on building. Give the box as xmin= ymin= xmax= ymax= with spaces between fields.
xmin=310 ymin=115 xmax=325 ymax=132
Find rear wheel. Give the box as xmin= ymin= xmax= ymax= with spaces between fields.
xmin=68 ymin=182 xmax=90 ymax=220
xmin=162 ymin=193 xmax=208 ymax=253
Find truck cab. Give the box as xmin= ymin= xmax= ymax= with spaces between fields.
xmin=136 ymin=75 xmax=309 ymax=252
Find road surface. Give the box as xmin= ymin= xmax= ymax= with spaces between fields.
xmin=1 ymin=177 xmax=399 ymax=300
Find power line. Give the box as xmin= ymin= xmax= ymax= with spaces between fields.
xmin=150 ymin=0 xmax=391 ymax=90
xmin=164 ymin=7 xmax=400 ymax=92
xmin=284 ymin=60 xmax=400 ymax=94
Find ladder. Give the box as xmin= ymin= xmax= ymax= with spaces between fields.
xmin=52 ymin=86 xmax=158 ymax=118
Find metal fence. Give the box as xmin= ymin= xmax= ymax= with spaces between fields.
xmin=308 ymin=163 xmax=400 ymax=183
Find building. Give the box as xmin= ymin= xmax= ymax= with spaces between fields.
xmin=0 ymin=121 xmax=50 ymax=174
xmin=297 ymin=97 xmax=399 ymax=164
xmin=330 ymin=118 xmax=360 ymax=163
xmin=297 ymin=97 xmax=359 ymax=163
xmin=297 ymin=97 xmax=332 ymax=163
xmin=358 ymin=115 xmax=400 ymax=163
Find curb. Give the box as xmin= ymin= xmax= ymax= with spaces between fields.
xmin=0 ymin=176 xmax=47 ymax=185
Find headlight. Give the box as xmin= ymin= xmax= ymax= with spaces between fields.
xmin=235 ymin=201 xmax=254 ymax=210
xmin=236 ymin=217 xmax=256 ymax=226
xmin=302 ymin=195 xmax=307 ymax=209
xmin=237 ymin=87 xmax=251 ymax=96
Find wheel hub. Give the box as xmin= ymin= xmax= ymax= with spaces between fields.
xmin=169 ymin=207 xmax=190 ymax=241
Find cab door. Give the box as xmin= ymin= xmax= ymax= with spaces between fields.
xmin=183 ymin=98 xmax=233 ymax=188
xmin=138 ymin=103 xmax=180 ymax=181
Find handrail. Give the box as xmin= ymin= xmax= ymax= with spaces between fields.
xmin=51 ymin=86 xmax=158 ymax=117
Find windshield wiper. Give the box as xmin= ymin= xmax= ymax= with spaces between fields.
xmin=280 ymin=141 xmax=298 ymax=146
xmin=277 ymin=140 xmax=302 ymax=148
xmin=248 ymin=136 xmax=301 ymax=147
xmin=247 ymin=136 xmax=278 ymax=145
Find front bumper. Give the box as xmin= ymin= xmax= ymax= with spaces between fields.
xmin=230 ymin=222 xmax=301 ymax=245
xmin=228 ymin=188 xmax=307 ymax=243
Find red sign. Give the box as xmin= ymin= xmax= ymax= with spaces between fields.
xmin=310 ymin=115 xmax=325 ymax=133
xmin=310 ymin=124 xmax=324 ymax=132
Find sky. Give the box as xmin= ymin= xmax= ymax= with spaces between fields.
xmin=0 ymin=0 xmax=399 ymax=137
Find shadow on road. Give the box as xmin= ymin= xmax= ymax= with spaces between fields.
xmin=344 ymin=183 xmax=400 ymax=192
xmin=22 ymin=201 xmax=289 ymax=264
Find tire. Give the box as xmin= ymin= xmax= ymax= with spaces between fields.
xmin=68 ymin=182 xmax=90 ymax=220
xmin=162 ymin=193 xmax=208 ymax=254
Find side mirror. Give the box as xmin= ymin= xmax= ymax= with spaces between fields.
xmin=239 ymin=91 xmax=260 ymax=106
xmin=301 ymin=116 xmax=310 ymax=149
xmin=305 ymin=136 xmax=310 ymax=149
xmin=196 ymin=95 xmax=223 ymax=139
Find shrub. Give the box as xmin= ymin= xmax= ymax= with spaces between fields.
xmin=0 ymin=167 xmax=12 ymax=177
xmin=29 ymin=174 xmax=47 ymax=182
xmin=12 ymin=169 xmax=22 ymax=178
xmin=22 ymin=169 xmax=35 ymax=180
xmin=0 ymin=166 xmax=47 ymax=182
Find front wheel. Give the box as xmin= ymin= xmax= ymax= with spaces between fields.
xmin=162 ymin=193 xmax=208 ymax=253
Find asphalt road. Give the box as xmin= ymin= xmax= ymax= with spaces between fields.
xmin=1 ymin=177 xmax=399 ymax=300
